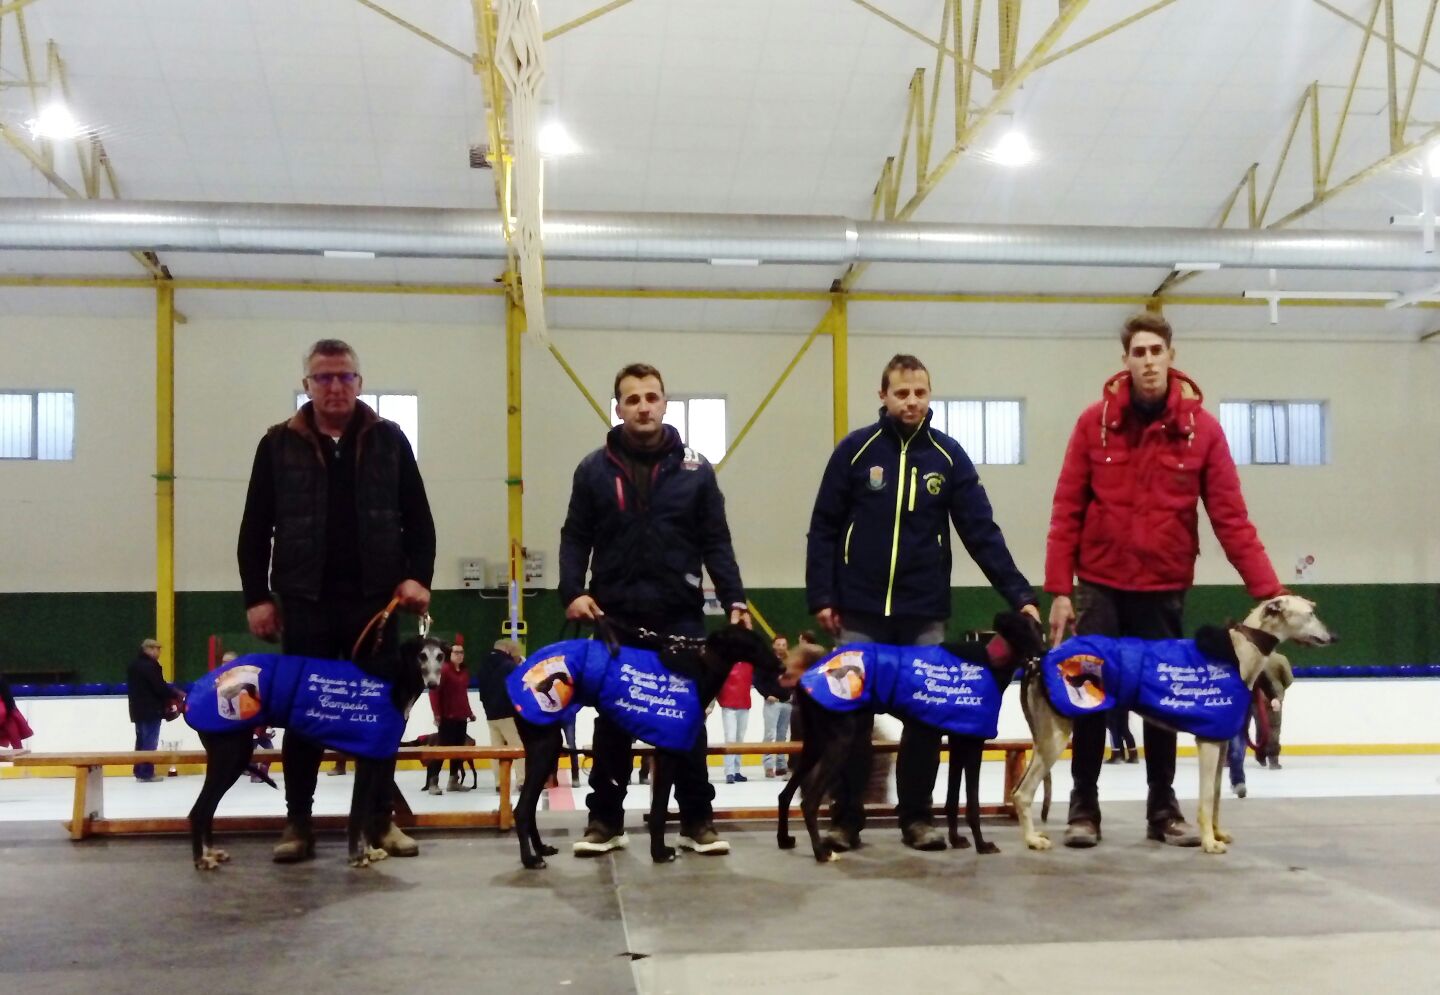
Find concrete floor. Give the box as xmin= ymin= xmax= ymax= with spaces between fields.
xmin=2 ymin=767 xmax=1439 ymax=994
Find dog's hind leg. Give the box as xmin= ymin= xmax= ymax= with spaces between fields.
xmin=945 ymin=737 xmax=970 ymax=850
xmin=776 ymin=747 xmax=813 ymax=851
xmin=348 ymin=761 xmax=389 ymax=868
xmin=963 ymin=741 xmax=998 ymax=854
xmin=648 ymin=754 xmax=677 ymax=863
xmin=1014 ymin=682 xmax=1071 ymax=851
xmin=190 ymin=733 xmax=253 ymax=870
xmin=1196 ymin=739 xmax=1228 ymax=853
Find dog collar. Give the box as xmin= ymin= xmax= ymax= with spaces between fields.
xmin=1235 ymin=625 xmax=1280 ymax=657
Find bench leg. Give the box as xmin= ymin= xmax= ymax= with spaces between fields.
xmin=70 ymin=765 xmax=103 ymax=840
xmin=497 ymin=759 xmax=513 ymax=831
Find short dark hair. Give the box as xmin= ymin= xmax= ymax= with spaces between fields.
xmin=613 ymin=363 xmax=665 ymax=401
xmin=880 ymin=354 xmax=929 ymax=393
xmin=1120 ymin=313 xmax=1173 ymax=351
xmin=304 ymin=338 xmax=359 ymax=371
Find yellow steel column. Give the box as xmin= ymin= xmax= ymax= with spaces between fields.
xmin=505 ymin=284 xmax=526 ymax=639
xmin=155 ymin=282 xmax=176 ymax=680
xmin=830 ymin=297 xmax=848 ymax=444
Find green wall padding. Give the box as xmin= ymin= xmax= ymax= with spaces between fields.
xmin=1 ymin=584 xmax=1433 ymax=684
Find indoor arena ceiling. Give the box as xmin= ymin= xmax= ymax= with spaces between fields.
xmin=2 ymin=0 xmax=1440 ymax=340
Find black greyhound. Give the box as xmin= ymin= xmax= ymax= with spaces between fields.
xmin=512 ymin=620 xmax=780 ymax=869
xmin=777 ymin=611 xmax=1045 ymax=862
xmin=189 ymin=636 xmax=445 ymax=870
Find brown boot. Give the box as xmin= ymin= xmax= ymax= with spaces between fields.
xmin=376 ymin=822 xmax=419 ymax=857
xmin=272 ymin=822 xmax=315 ymax=863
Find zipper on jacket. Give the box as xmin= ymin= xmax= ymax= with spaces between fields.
xmin=844 ymin=522 xmax=854 ymax=565
xmin=883 ymin=434 xmax=914 ymax=616
xmin=908 ymin=466 xmax=917 ymax=512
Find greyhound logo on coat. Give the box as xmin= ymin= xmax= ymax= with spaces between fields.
xmin=822 ymin=652 xmax=866 ymax=700
xmin=521 ymin=656 xmax=576 ymax=712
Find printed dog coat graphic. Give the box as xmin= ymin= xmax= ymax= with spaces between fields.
xmin=800 ymin=643 xmax=1006 ymax=738
xmin=1042 ymin=635 xmax=1249 ymax=741
xmin=507 ymin=639 xmax=704 ymax=751
xmin=216 ymin=666 xmax=263 ymax=721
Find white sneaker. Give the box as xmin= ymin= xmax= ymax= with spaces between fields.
xmin=677 ymin=826 xmax=730 ymax=855
xmin=573 ymin=825 xmax=629 ymax=855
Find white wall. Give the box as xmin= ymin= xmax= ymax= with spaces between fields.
xmin=2 ymin=315 xmax=1438 ymax=595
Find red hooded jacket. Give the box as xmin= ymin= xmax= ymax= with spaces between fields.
xmin=1045 ymin=369 xmax=1281 ymax=599
xmin=716 ymin=661 xmax=754 ymax=710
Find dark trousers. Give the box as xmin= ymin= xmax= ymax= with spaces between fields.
xmin=583 ymin=613 xmax=714 ymax=833
xmin=278 ymin=593 xmax=400 ymax=828
xmin=1107 ymin=708 xmax=1137 ymax=753
xmin=1068 ymin=581 xmax=1185 ymax=829
xmin=426 ymin=718 xmax=469 ymax=784
xmin=832 ymin=613 xmax=946 ymax=835
xmin=133 ymin=718 xmax=162 ymax=779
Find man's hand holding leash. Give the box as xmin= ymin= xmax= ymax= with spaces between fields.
xmin=393 ymin=579 xmax=431 ymax=615
xmin=1048 ymin=596 xmax=1075 ymax=648
xmin=247 ymin=601 xmax=283 ymax=643
xmin=566 ymin=594 xmax=604 ymax=621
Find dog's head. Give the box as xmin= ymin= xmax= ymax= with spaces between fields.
xmin=987 ymin=610 xmax=1047 ymax=667
xmin=394 ymin=636 xmax=448 ymax=717
xmin=1244 ymin=595 xmax=1337 ymax=648
xmin=783 ymin=641 xmax=830 ymax=688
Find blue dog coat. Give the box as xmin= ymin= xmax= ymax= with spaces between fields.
xmin=507 ymin=639 xmax=704 ymax=752
xmin=185 ymin=655 xmax=407 ymax=761
xmin=1041 ymin=635 xmax=1248 ymax=740
xmin=799 ymin=644 xmax=1005 ymax=739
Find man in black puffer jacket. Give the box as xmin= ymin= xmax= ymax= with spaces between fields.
xmin=238 ymin=338 xmax=436 ymax=863
xmin=806 ymin=353 xmax=1039 ymax=851
xmin=559 ymin=362 xmax=750 ymax=858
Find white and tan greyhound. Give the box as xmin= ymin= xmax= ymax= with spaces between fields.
xmin=1012 ymin=595 xmax=1335 ymax=855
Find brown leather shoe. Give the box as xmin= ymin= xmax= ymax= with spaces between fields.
xmin=1063 ymin=819 xmax=1100 ymax=848
xmin=1147 ymin=817 xmax=1201 ymax=847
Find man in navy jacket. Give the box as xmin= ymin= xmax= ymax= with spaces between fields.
xmin=806 ymin=354 xmax=1039 ymax=851
xmin=559 ymin=362 xmax=751 ymax=857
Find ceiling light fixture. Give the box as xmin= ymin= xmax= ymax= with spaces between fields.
xmin=322 ymin=250 xmax=377 ymax=260
xmin=538 ymin=121 xmax=580 ymax=157
xmin=988 ymin=128 xmax=1036 ymax=167
xmin=1173 ymin=262 xmax=1222 ymax=272
xmin=26 ymin=102 xmax=84 ymax=141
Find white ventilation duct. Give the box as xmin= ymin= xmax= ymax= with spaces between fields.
xmin=2 ymin=199 xmax=1439 ymax=272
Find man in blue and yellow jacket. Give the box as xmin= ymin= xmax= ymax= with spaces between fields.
xmin=806 ymin=353 xmax=1039 ymax=851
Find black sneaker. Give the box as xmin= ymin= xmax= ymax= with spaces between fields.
xmin=572 ymin=824 xmax=628 ymax=855
xmin=677 ymin=824 xmax=730 ymax=855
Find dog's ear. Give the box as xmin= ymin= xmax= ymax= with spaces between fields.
xmin=1262 ymin=598 xmax=1287 ymax=618
xmin=1193 ymin=625 xmax=1239 ymax=665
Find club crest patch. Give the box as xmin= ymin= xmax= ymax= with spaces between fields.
xmin=822 ymin=650 xmax=866 ymax=700
xmin=1056 ymin=653 xmax=1107 ymax=709
xmin=682 ymin=447 xmax=703 ymax=471
xmin=522 ymin=655 xmax=576 ymax=713
xmin=924 ymin=471 xmax=944 ymax=495
xmin=867 ymin=465 xmax=886 ymax=491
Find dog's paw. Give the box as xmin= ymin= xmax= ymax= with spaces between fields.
xmin=950 ymin=835 xmax=971 ymax=850
xmin=1214 ymin=829 xmax=1234 ymax=844
xmin=777 ymin=834 xmax=796 ymax=850
xmin=815 ymin=849 xmax=840 ymax=863
xmin=1025 ymin=834 xmax=1052 ymax=851
xmin=348 ymin=854 xmax=371 ymax=869
xmin=977 ymin=841 xmax=1000 ymax=855
xmin=1201 ymin=838 xmax=1229 ymax=854
xmin=651 ymin=845 xmax=677 ymax=863
xmin=539 ymin=844 xmax=559 ymax=857
xmin=522 ymin=856 xmax=548 ymax=870
xmin=194 ymin=854 xmax=223 ymax=871
xmin=365 ymin=846 xmax=389 ymax=863
xmin=211 ymin=848 xmax=231 ymax=863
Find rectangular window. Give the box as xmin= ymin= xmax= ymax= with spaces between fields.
xmin=296 ymin=392 xmax=420 ymax=457
xmin=929 ymin=399 xmax=1023 ymax=465
xmin=610 ymin=396 xmax=728 ymax=463
xmin=0 ymin=391 xmax=75 ymax=460
xmin=1218 ymin=401 xmax=1327 ymax=466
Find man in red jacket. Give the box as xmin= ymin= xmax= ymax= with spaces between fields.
xmin=1045 ymin=312 xmax=1284 ymax=848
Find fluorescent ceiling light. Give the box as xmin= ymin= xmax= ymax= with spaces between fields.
xmin=322 ymin=250 xmax=376 ymax=259
xmin=538 ymin=121 xmax=580 ymax=157
xmin=1173 ymin=262 xmax=1222 ymax=272
xmin=709 ymin=258 xmax=761 ymax=266
xmin=26 ymin=102 xmax=84 ymax=141
xmin=987 ymin=128 xmax=1035 ymax=167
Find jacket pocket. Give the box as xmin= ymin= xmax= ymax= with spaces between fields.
xmin=1155 ymin=451 xmax=1201 ymax=508
xmin=1088 ymin=448 xmax=1130 ymax=501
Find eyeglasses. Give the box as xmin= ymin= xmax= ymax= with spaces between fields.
xmin=307 ymin=372 xmax=360 ymax=387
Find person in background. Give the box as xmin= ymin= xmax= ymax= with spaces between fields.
xmin=1106 ymin=708 xmax=1138 ymax=764
xmin=126 ymin=638 xmax=180 ymax=782
xmin=425 ymin=642 xmax=477 ymax=795
xmin=477 ymin=638 xmax=525 ymax=789
xmin=0 ymin=674 xmax=34 ymax=753
xmin=755 ymin=633 xmax=794 ymax=779
xmin=717 ymin=656 xmax=754 ymax=784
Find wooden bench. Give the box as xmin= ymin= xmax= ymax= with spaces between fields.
xmin=9 ymin=739 xmax=1031 ymax=841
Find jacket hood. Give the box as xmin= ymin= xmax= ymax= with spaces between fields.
xmin=1099 ymin=368 xmax=1202 ymax=439
xmin=875 ymin=406 xmax=934 ymax=439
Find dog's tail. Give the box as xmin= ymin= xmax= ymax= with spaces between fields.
xmin=247 ymin=764 xmax=278 ymax=789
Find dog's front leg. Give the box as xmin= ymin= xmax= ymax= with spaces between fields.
xmin=944 ymin=737 xmax=970 ymax=850
xmin=1195 ymin=739 xmax=1227 ymax=854
xmin=349 ymin=762 xmax=389 ymax=868
xmin=1209 ymin=738 xmax=1232 ymax=846
xmin=516 ymin=724 xmax=561 ymax=869
xmin=649 ymin=754 xmax=677 ymax=863
xmin=963 ymin=742 xmax=997 ymax=854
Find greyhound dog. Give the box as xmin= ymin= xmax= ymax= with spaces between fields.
xmin=511 ymin=620 xmax=779 ymax=869
xmin=188 ymin=635 xmax=445 ymax=870
xmin=777 ymin=611 xmax=1046 ymax=862
xmin=1011 ymin=595 xmax=1335 ymax=855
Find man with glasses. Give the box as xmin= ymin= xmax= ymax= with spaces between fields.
xmin=238 ymin=338 xmax=436 ymax=863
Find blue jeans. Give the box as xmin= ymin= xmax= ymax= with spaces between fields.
xmin=133 ymin=718 xmax=162 ymax=779
xmin=1228 ymin=705 xmax=1252 ymax=786
xmin=721 ymin=708 xmax=749 ymax=776
xmin=762 ymin=699 xmax=792 ymax=772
